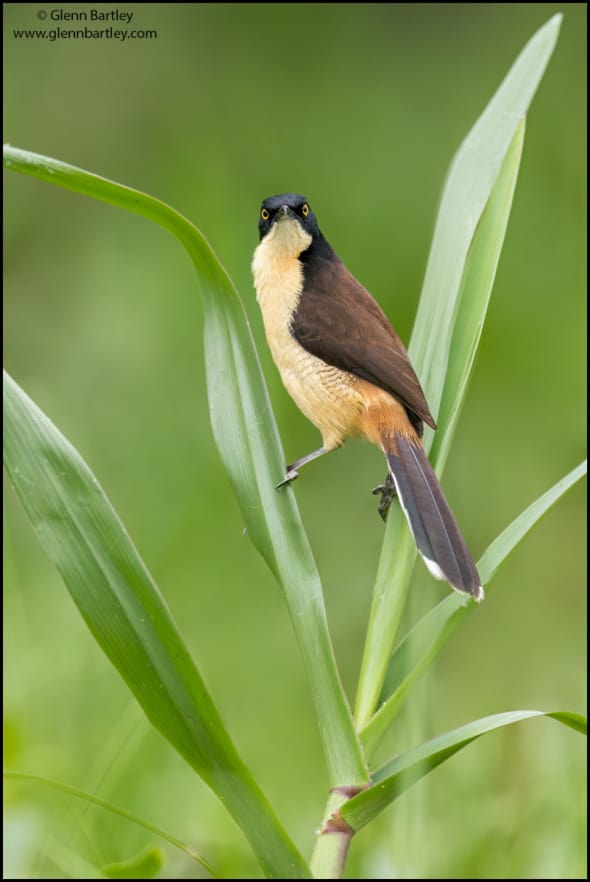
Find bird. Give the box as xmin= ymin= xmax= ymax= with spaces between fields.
xmin=251 ymin=193 xmax=483 ymax=602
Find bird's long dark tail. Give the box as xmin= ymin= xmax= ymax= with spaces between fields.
xmin=385 ymin=433 xmax=483 ymax=601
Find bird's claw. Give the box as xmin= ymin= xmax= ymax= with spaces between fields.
xmin=275 ymin=468 xmax=299 ymax=490
xmin=372 ymin=474 xmax=397 ymax=522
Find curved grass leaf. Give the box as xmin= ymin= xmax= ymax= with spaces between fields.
xmin=102 ymin=847 xmax=165 ymax=879
xmin=3 ymin=372 xmax=309 ymax=879
xmin=360 ymin=459 xmax=587 ymax=759
xmin=476 ymin=458 xmax=587 ymax=585
xmin=354 ymin=15 xmax=562 ymax=727
xmin=342 ymin=710 xmax=586 ymax=832
xmin=4 ymin=771 xmax=218 ymax=876
xmin=3 ymin=144 xmax=366 ymax=791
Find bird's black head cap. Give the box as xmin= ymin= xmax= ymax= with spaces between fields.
xmin=258 ymin=192 xmax=321 ymax=241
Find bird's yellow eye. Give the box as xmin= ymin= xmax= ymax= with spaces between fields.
xmin=302 ymin=204 xmax=309 ymax=217
xmin=261 ymin=208 xmax=270 ymax=221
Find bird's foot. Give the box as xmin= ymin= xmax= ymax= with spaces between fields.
xmin=275 ymin=467 xmax=300 ymax=490
xmin=372 ymin=474 xmax=397 ymax=522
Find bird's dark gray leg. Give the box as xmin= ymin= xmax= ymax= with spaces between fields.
xmin=372 ymin=472 xmax=398 ymax=521
xmin=275 ymin=447 xmax=330 ymax=489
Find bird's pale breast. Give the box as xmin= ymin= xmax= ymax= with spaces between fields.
xmin=252 ymin=222 xmax=366 ymax=449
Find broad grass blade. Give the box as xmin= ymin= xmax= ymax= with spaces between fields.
xmin=429 ymin=121 xmax=523 ymax=474
xmin=3 ymin=371 xmax=310 ymax=879
xmin=410 ymin=15 xmax=562 ymax=424
xmin=342 ymin=710 xmax=586 ymax=831
xmin=3 ymin=144 xmax=366 ymax=789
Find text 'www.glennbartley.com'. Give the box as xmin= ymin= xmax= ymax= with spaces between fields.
xmin=12 ymin=8 xmax=158 ymax=42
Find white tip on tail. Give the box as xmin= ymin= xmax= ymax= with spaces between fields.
xmin=386 ymin=442 xmax=484 ymax=602
xmin=422 ymin=555 xmax=446 ymax=582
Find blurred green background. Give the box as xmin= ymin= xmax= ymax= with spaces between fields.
xmin=3 ymin=3 xmax=586 ymax=878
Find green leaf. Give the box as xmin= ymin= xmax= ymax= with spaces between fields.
xmin=102 ymin=847 xmax=165 ymax=879
xmin=3 ymin=143 xmax=366 ymax=790
xmin=4 ymin=771 xmax=218 ymax=876
xmin=354 ymin=15 xmax=562 ymax=728
xmin=409 ymin=14 xmax=562 ymax=425
xmin=428 ymin=120 xmax=523 ymax=475
xmin=360 ymin=459 xmax=587 ymax=759
xmin=342 ymin=710 xmax=586 ymax=832
xmin=3 ymin=372 xmax=309 ymax=879
xmin=477 ymin=458 xmax=587 ymax=586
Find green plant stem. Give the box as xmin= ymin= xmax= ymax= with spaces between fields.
xmin=354 ymin=505 xmax=416 ymax=728
xmin=309 ymin=789 xmax=361 ymax=879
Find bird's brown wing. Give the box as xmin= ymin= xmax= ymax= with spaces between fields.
xmin=292 ymin=257 xmax=436 ymax=431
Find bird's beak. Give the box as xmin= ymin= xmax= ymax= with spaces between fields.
xmin=276 ymin=204 xmax=296 ymax=222
xmin=269 ymin=204 xmax=299 ymax=232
